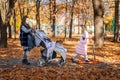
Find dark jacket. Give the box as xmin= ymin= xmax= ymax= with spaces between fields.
xmin=20 ymin=24 xmax=32 ymax=46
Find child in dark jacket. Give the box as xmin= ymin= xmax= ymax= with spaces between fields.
xmin=20 ymin=16 xmax=34 ymax=65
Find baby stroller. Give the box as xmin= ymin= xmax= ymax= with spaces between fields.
xmin=33 ymin=30 xmax=67 ymax=67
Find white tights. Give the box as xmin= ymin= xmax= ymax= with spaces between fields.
xmin=72 ymin=53 xmax=89 ymax=60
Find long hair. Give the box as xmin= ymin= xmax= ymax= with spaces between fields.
xmin=20 ymin=16 xmax=29 ymax=28
xmin=21 ymin=16 xmax=28 ymax=25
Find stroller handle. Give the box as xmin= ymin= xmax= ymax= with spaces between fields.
xmin=32 ymin=31 xmax=47 ymax=45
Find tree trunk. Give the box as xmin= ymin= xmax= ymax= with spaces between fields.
xmin=69 ymin=13 xmax=73 ymax=38
xmin=69 ymin=0 xmax=75 ymax=39
xmin=36 ymin=0 xmax=41 ymax=29
xmin=78 ymin=14 xmax=80 ymax=34
xmin=113 ymin=0 xmax=119 ymax=42
xmin=92 ymin=0 xmax=104 ymax=47
xmin=0 ymin=0 xmax=16 ymax=48
xmin=13 ymin=9 xmax=16 ymax=39
xmin=64 ymin=0 xmax=68 ymax=39
xmin=52 ymin=0 xmax=56 ymax=37
xmin=0 ymin=1 xmax=9 ymax=48
xmin=8 ymin=21 xmax=12 ymax=38
xmin=0 ymin=13 xmax=7 ymax=47
xmin=27 ymin=0 xmax=29 ymax=15
xmin=18 ymin=0 xmax=23 ymax=20
xmin=49 ymin=0 xmax=52 ymax=25
xmin=0 ymin=24 xmax=7 ymax=48
xmin=52 ymin=16 xmax=56 ymax=37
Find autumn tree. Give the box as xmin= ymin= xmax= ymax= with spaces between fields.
xmin=0 ymin=0 xmax=16 ymax=48
xmin=64 ymin=0 xmax=68 ymax=39
xmin=8 ymin=20 xmax=12 ymax=38
xmin=49 ymin=0 xmax=52 ymax=24
xmin=18 ymin=0 xmax=26 ymax=20
xmin=52 ymin=0 xmax=56 ymax=37
xmin=113 ymin=0 xmax=120 ymax=42
xmin=49 ymin=0 xmax=56 ymax=37
xmin=92 ymin=0 xmax=104 ymax=47
xmin=69 ymin=0 xmax=75 ymax=38
xmin=36 ymin=0 xmax=41 ymax=29
xmin=75 ymin=0 xmax=82 ymax=34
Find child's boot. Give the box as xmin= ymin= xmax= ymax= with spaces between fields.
xmin=85 ymin=59 xmax=90 ymax=62
xmin=84 ymin=55 xmax=90 ymax=62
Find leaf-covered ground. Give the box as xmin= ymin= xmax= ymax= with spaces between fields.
xmin=0 ymin=34 xmax=120 ymax=80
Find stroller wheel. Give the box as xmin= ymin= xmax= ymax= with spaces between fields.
xmin=37 ymin=58 xmax=46 ymax=67
xmin=58 ymin=59 xmax=65 ymax=67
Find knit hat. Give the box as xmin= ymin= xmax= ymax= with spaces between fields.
xmin=82 ymin=30 xmax=89 ymax=38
